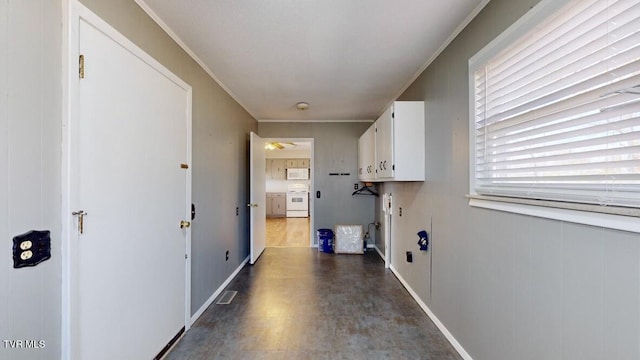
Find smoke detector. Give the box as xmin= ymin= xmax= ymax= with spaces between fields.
xmin=296 ymin=102 xmax=309 ymax=110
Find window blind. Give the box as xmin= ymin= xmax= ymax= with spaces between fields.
xmin=471 ymin=0 xmax=640 ymax=207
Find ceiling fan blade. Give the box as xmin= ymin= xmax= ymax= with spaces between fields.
xmin=266 ymin=141 xmax=296 ymax=150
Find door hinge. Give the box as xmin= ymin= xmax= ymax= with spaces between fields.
xmin=392 ymin=112 xmax=394 ymax=118
xmin=185 ymin=254 xmax=188 ymax=259
xmin=180 ymin=163 xmax=189 ymax=169
xmin=79 ymin=55 xmax=85 ymax=79
xmin=72 ymin=210 xmax=87 ymax=234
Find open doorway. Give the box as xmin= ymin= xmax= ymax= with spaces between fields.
xmin=264 ymin=138 xmax=314 ymax=247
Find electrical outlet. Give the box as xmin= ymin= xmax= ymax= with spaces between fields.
xmin=20 ymin=240 xmax=33 ymax=250
xmin=354 ymin=183 xmax=359 ymax=190
xmin=13 ymin=230 xmax=51 ymax=268
xmin=225 ymin=250 xmax=229 ymax=261
xmin=406 ymin=251 xmax=413 ymax=262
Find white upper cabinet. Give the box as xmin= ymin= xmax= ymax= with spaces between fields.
xmin=298 ymin=158 xmax=309 ymax=168
xmin=285 ymin=158 xmax=310 ymax=168
xmin=268 ymin=159 xmax=287 ymax=180
xmin=358 ymin=125 xmax=376 ymax=181
xmin=375 ymin=106 xmax=394 ymax=178
xmin=358 ymin=101 xmax=425 ymax=182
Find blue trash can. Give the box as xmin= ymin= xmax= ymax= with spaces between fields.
xmin=317 ymin=229 xmax=334 ymax=253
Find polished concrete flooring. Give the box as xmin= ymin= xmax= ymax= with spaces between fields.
xmin=166 ymin=248 xmax=461 ymax=359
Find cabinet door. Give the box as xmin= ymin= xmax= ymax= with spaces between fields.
xmin=265 ymin=194 xmax=273 ymax=217
xmin=375 ymin=106 xmax=394 ymax=178
xmin=299 ymin=158 xmax=309 ymax=168
xmin=275 ymin=196 xmax=286 ymax=216
xmin=358 ymin=124 xmax=376 ymax=181
xmin=271 ymin=159 xmax=287 ymax=180
xmin=392 ymin=101 xmax=425 ymax=181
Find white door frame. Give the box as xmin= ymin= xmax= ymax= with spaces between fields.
xmin=61 ymin=2 xmax=192 ymax=358
xmin=383 ymin=193 xmax=392 ymax=268
xmin=263 ymin=137 xmax=315 ymax=246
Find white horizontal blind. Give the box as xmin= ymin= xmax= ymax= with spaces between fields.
xmin=471 ymin=0 xmax=640 ymax=207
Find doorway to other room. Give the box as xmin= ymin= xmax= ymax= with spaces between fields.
xmin=264 ymin=139 xmax=313 ymax=247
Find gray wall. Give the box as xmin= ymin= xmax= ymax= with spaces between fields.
xmin=1 ymin=0 xmax=258 ymax=357
xmin=384 ymin=0 xmax=640 ymax=359
xmin=0 ymin=1 xmax=63 ymax=359
xmin=78 ymin=0 xmax=258 ymax=317
xmin=259 ymin=122 xmax=376 ymax=240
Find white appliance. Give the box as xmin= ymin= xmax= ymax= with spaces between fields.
xmin=286 ymin=168 xmax=309 ymax=180
xmin=286 ymin=183 xmax=309 ymax=217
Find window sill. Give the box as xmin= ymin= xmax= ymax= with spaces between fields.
xmin=467 ymin=195 xmax=640 ymax=234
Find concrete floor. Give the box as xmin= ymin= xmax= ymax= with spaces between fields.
xmin=165 ymin=247 xmax=461 ymax=360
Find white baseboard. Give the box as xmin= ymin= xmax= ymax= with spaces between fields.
xmin=372 ymin=245 xmax=385 ymax=261
xmin=389 ymin=265 xmax=472 ymax=360
xmin=190 ymin=255 xmax=250 ymax=325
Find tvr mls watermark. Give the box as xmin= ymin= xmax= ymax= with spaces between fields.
xmin=3 ymin=340 xmax=46 ymax=349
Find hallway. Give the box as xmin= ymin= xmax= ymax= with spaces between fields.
xmin=166 ymin=248 xmax=461 ymax=359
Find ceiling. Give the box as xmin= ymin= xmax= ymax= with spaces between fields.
xmin=135 ymin=0 xmax=488 ymax=121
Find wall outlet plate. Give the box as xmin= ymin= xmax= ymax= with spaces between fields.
xmin=13 ymin=230 xmax=51 ymax=268
xmin=406 ymin=251 xmax=413 ymax=263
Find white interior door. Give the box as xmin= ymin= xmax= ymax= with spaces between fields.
xmin=249 ymin=132 xmax=266 ymax=264
xmin=69 ymin=7 xmax=191 ymax=359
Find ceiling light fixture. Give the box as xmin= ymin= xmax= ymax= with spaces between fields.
xmin=296 ymin=102 xmax=309 ymax=111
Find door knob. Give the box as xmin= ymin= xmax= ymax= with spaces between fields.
xmin=180 ymin=220 xmax=191 ymax=228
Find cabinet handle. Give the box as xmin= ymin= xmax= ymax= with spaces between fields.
xmin=379 ymin=162 xmax=383 ymax=170
xmin=383 ymin=161 xmax=387 ymax=170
